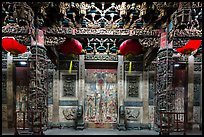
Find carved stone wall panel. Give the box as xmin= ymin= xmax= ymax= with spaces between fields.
xmin=62 ymin=75 xmax=76 ymax=97
xmin=59 ymin=106 xmax=77 ymax=122
xmin=148 ymin=106 xmax=155 ymax=128
xmin=149 ymin=73 xmax=156 ymax=105
xmin=2 ymin=61 xmax=7 ymax=69
xmin=126 ymin=76 xmax=140 ymax=98
xmin=2 ymin=51 xmax=7 ymax=59
xmin=194 ymin=73 xmax=201 ymax=106
xmin=194 ymin=55 xmax=202 ymax=62
xmin=193 ymin=106 xmax=200 ymax=124
xmin=194 ymin=64 xmax=202 ymax=72
xmin=48 ymin=105 xmax=53 ymax=123
xmin=2 ymin=104 xmax=8 ymax=128
xmin=60 ymin=72 xmax=78 ymax=100
xmin=125 ymin=107 xmax=143 ymax=123
xmin=125 ymin=73 xmax=143 ymax=102
xmin=48 ymin=71 xmax=54 ymax=104
xmin=2 ymin=70 xmax=7 ymax=104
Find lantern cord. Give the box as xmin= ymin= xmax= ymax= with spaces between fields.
xmin=69 ymin=60 xmax=73 ymax=74
xmin=128 ymin=61 xmax=132 ymax=74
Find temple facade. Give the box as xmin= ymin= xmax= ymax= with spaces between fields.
xmin=2 ymin=2 xmax=202 ymax=135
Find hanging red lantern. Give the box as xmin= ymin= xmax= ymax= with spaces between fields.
xmin=59 ymin=38 xmax=83 ymax=56
xmin=119 ymin=39 xmax=142 ymax=57
xmin=59 ymin=38 xmax=83 ymax=73
xmin=119 ymin=39 xmax=143 ymax=74
xmin=2 ymin=37 xmax=27 ymax=55
xmin=176 ymin=40 xmax=202 ymax=55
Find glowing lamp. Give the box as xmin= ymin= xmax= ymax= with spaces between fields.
xmin=2 ymin=37 xmax=27 ymax=55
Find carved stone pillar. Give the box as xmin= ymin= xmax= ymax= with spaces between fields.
xmin=78 ymin=55 xmax=85 ymax=106
xmin=6 ymin=53 xmax=14 ymax=128
xmin=117 ymin=55 xmax=124 ymax=107
xmin=117 ymin=55 xmax=125 ymax=129
xmin=142 ymin=71 xmax=149 ymax=124
xmin=28 ymin=29 xmax=48 ymax=134
xmin=155 ymin=43 xmax=174 ymax=133
xmin=187 ymin=55 xmax=194 ymax=129
xmin=52 ymin=70 xmax=60 ymax=124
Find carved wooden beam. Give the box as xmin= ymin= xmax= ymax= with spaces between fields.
xmin=2 ymin=26 xmax=31 ymax=46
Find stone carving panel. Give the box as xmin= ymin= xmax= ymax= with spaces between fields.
xmin=125 ymin=107 xmax=142 ymax=122
xmin=193 ymin=106 xmax=200 ymax=124
xmin=2 ymin=51 xmax=7 ymax=59
xmin=149 ymin=73 xmax=156 ymax=105
xmin=62 ymin=75 xmax=76 ymax=97
xmin=2 ymin=104 xmax=7 ymax=121
xmin=148 ymin=106 xmax=155 ymax=126
xmin=2 ymin=71 xmax=7 ymax=104
xmin=194 ymin=64 xmax=202 ymax=72
xmin=48 ymin=105 xmax=53 ymax=123
xmin=48 ymin=71 xmax=54 ymax=104
xmin=59 ymin=106 xmax=77 ymax=122
xmin=194 ymin=74 xmax=201 ymax=106
xmin=126 ymin=76 xmax=140 ymax=98
xmin=62 ymin=108 xmax=77 ymax=120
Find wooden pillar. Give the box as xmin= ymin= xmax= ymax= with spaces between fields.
xmin=6 ymin=53 xmax=14 ymax=128
xmin=187 ymin=55 xmax=194 ymax=129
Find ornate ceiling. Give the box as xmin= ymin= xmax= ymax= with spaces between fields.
xmin=2 ymin=2 xmax=202 ymax=66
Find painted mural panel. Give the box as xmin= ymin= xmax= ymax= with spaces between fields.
xmin=84 ymin=69 xmax=117 ymax=124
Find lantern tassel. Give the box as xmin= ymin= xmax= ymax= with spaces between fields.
xmin=69 ymin=60 xmax=73 ymax=74
xmin=128 ymin=61 xmax=132 ymax=74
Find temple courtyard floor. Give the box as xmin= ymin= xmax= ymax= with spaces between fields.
xmin=2 ymin=128 xmax=202 ymax=135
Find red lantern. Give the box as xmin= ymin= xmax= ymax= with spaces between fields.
xmin=2 ymin=37 xmax=27 ymax=55
xmin=59 ymin=38 xmax=83 ymax=56
xmin=176 ymin=40 xmax=202 ymax=55
xmin=119 ymin=39 xmax=142 ymax=74
xmin=119 ymin=39 xmax=142 ymax=57
xmin=59 ymin=38 xmax=83 ymax=73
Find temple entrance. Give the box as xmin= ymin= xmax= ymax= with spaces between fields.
xmin=84 ymin=69 xmax=118 ymax=128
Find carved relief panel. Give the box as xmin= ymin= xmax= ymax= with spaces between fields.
xmin=60 ymin=71 xmax=78 ymax=100
xmin=125 ymin=73 xmax=142 ymax=101
xmin=2 ymin=70 xmax=7 ymax=104
xmin=125 ymin=107 xmax=143 ymax=123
